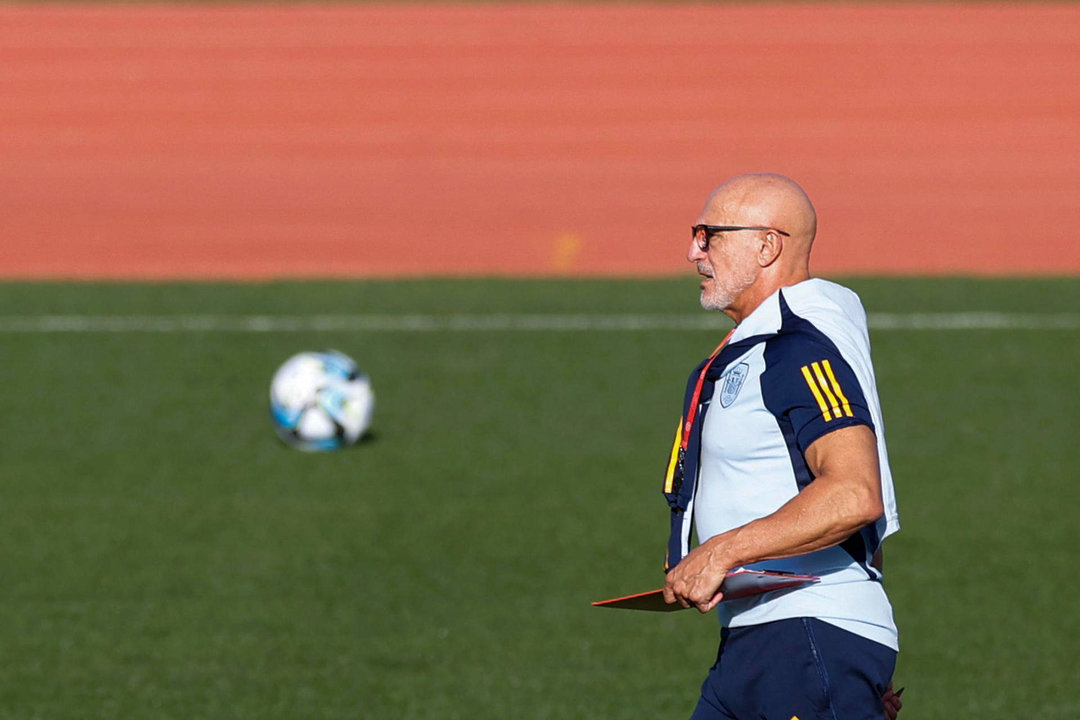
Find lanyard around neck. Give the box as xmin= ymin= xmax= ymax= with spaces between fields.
xmin=680 ymin=328 xmax=735 ymax=450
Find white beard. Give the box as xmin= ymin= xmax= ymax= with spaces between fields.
xmin=699 ymin=261 xmax=758 ymax=312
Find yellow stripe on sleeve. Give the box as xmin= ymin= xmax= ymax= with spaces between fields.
xmin=663 ymin=418 xmax=683 ymax=494
xmin=800 ymin=365 xmax=833 ymax=421
xmin=821 ymin=359 xmax=854 ymax=418
xmin=811 ymin=361 xmax=843 ymax=419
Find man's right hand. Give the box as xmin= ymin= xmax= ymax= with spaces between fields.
xmin=882 ymin=683 xmax=903 ymax=719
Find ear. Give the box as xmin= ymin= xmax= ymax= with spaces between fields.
xmin=758 ymin=231 xmax=783 ymax=268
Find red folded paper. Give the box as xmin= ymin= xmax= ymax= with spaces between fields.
xmin=592 ymin=569 xmax=819 ymax=612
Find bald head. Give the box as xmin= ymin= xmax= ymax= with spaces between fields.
xmin=701 ymin=173 xmax=817 ymax=255
xmin=690 ymin=174 xmax=818 ymax=322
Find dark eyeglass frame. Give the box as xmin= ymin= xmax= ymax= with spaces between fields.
xmin=692 ymin=224 xmax=790 ymax=251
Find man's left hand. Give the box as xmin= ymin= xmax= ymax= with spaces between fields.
xmin=663 ymin=537 xmax=732 ymax=613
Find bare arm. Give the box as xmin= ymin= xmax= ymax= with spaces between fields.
xmin=663 ymin=424 xmax=883 ymax=612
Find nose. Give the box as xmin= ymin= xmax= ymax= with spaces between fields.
xmin=687 ymin=237 xmax=707 ymax=264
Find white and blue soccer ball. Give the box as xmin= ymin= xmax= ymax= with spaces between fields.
xmin=269 ymin=350 xmax=375 ymax=451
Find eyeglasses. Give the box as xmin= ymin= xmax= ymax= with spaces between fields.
xmin=692 ymin=224 xmax=790 ymax=251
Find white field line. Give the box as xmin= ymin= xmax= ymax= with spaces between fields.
xmin=0 ymin=312 xmax=1077 ymax=333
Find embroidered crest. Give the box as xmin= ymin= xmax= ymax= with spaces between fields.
xmin=719 ymin=362 xmax=750 ymax=408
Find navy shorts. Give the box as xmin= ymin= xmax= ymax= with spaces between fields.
xmin=689 ymin=618 xmax=896 ymax=720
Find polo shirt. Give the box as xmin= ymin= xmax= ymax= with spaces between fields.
xmin=691 ymin=278 xmax=900 ymax=650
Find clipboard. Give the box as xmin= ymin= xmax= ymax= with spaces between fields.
xmin=592 ymin=568 xmax=819 ymax=612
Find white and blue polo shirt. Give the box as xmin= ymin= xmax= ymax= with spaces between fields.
xmin=687 ymin=279 xmax=899 ymax=650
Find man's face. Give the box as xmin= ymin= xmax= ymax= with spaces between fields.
xmin=688 ymin=225 xmax=760 ymax=313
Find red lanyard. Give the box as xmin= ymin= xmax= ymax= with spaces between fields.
xmin=680 ymin=328 xmax=735 ymax=450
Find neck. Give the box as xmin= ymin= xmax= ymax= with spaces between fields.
xmin=725 ymin=271 xmax=811 ymax=324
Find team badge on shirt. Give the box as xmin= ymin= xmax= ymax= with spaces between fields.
xmin=719 ymin=362 xmax=750 ymax=408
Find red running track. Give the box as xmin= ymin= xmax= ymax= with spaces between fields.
xmin=1 ymin=3 xmax=1078 ymax=279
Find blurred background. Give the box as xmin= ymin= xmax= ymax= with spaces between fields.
xmin=4 ymin=3 xmax=1079 ymax=278
xmin=0 ymin=4 xmax=1077 ymax=719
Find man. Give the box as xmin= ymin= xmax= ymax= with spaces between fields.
xmin=660 ymin=174 xmax=902 ymax=719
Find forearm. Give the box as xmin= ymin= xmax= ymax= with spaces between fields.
xmin=702 ymin=471 xmax=884 ymax=569
xmin=664 ymin=424 xmax=884 ymax=611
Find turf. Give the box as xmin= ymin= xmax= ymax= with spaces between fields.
xmin=0 ymin=277 xmax=1077 ymax=719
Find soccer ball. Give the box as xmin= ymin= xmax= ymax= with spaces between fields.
xmin=269 ymin=350 xmax=375 ymax=451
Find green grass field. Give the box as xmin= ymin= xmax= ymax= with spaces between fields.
xmin=1 ymin=277 xmax=1077 ymax=719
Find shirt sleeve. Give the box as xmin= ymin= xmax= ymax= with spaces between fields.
xmin=761 ymin=332 xmax=875 ymax=454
